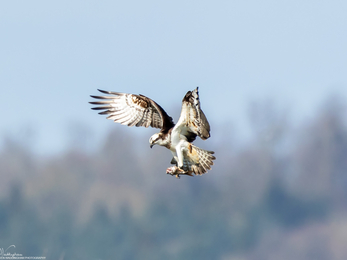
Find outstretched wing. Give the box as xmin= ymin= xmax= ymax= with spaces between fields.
xmin=174 ymin=87 xmax=211 ymax=142
xmin=89 ymin=89 xmax=174 ymax=130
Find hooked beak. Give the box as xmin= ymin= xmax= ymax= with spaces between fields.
xmin=150 ymin=143 xmax=154 ymax=149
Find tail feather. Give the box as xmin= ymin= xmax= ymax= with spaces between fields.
xmin=170 ymin=144 xmax=215 ymax=176
xmin=194 ymin=146 xmax=215 ymax=175
xmin=185 ymin=145 xmax=215 ymax=175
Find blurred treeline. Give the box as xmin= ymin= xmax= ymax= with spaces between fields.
xmin=1 ymin=98 xmax=347 ymax=260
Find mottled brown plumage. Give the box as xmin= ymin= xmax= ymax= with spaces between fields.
xmin=90 ymin=87 xmax=215 ymax=178
xmin=90 ymin=89 xmax=174 ymax=130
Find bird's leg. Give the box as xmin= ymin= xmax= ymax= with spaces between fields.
xmin=175 ymin=145 xmax=185 ymax=170
xmin=166 ymin=144 xmax=190 ymax=178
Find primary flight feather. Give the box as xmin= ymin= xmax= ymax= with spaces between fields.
xmin=89 ymin=87 xmax=215 ymax=178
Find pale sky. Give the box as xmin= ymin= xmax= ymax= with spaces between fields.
xmin=1 ymin=0 xmax=347 ymax=154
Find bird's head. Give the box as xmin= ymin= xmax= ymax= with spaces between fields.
xmin=149 ymin=133 xmax=164 ymax=148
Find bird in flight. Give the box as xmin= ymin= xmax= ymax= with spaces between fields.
xmin=89 ymin=87 xmax=215 ymax=178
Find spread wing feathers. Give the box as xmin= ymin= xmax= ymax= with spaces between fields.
xmin=175 ymin=87 xmax=211 ymax=142
xmin=90 ymin=89 xmax=174 ymax=130
xmin=171 ymin=144 xmax=216 ymax=175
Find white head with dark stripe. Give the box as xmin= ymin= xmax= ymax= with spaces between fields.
xmin=149 ymin=133 xmax=167 ymax=148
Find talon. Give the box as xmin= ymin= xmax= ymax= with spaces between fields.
xmin=166 ymin=166 xmax=188 ymax=178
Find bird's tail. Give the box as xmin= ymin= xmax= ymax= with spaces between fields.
xmin=170 ymin=144 xmax=216 ymax=176
xmin=190 ymin=145 xmax=215 ymax=175
xmin=178 ymin=144 xmax=215 ymax=175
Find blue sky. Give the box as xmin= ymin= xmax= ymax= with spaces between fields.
xmin=1 ymin=0 xmax=347 ymax=154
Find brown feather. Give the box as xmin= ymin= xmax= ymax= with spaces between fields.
xmin=90 ymin=89 xmax=175 ymax=131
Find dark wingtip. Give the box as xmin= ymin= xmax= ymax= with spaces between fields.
xmin=97 ymin=89 xmax=123 ymax=95
xmin=90 ymin=95 xmax=102 ymax=99
xmin=182 ymin=90 xmax=192 ymax=102
xmin=97 ymin=89 xmax=109 ymax=94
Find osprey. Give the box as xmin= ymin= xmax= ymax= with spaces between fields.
xmin=89 ymin=87 xmax=215 ymax=178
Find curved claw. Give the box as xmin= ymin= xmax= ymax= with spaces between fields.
xmin=166 ymin=166 xmax=193 ymax=178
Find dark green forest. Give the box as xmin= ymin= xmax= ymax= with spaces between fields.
xmin=1 ymin=99 xmax=347 ymax=260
